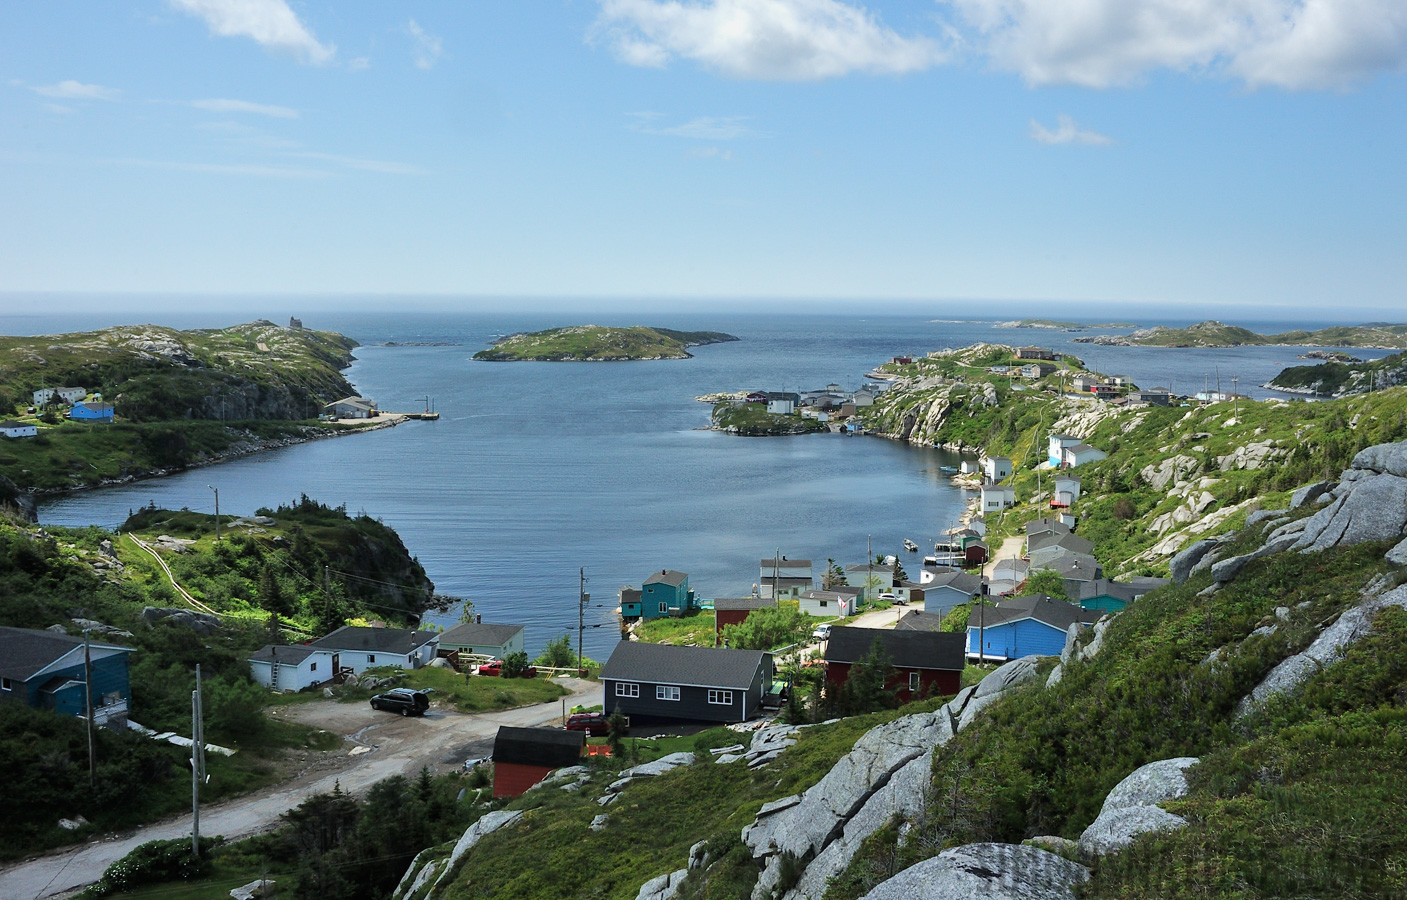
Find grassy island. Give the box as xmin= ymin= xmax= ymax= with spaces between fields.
xmin=472 ymin=325 xmax=738 ymax=361
xmin=711 ymin=401 xmax=826 ymax=436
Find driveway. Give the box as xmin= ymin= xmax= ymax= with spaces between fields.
xmin=0 ymin=678 xmax=600 ymax=900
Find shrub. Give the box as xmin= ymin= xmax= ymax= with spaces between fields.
xmin=88 ymin=837 xmax=220 ymax=896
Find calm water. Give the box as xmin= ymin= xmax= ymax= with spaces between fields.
xmin=28 ymin=311 xmax=1390 ymax=658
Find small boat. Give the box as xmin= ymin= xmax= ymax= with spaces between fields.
xmin=903 ymin=539 xmax=918 ymax=552
xmin=938 ymin=465 xmax=958 ymax=474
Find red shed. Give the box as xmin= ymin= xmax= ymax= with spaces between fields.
xmin=491 ymin=726 xmax=584 ymax=798
xmin=824 ymin=627 xmax=965 ymax=704
xmin=714 ymin=597 xmax=777 ymax=645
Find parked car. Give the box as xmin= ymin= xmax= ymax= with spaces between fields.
xmin=370 ymin=688 xmax=430 ymax=717
xmin=565 ymin=712 xmax=623 ymax=736
xmin=877 ymin=592 xmax=900 ymax=602
xmin=463 ymin=756 xmax=489 ymax=771
xmin=812 ymin=624 xmax=831 ymax=641
xmin=477 ymin=660 xmax=537 ymax=678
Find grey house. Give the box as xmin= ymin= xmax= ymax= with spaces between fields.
xmin=602 ymin=642 xmax=772 ymax=724
xmin=437 ymin=622 xmax=526 ymax=660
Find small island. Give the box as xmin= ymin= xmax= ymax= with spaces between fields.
xmin=472 ymin=325 xmax=739 ymax=361
xmin=992 ymin=318 xmax=1138 ymax=330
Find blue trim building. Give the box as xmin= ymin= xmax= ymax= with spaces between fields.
xmin=0 ymin=627 xmax=134 ymax=727
xmin=620 ymin=569 xmax=698 ymax=621
xmin=966 ymin=595 xmax=1100 ymax=662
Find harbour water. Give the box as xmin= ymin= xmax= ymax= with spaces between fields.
xmin=28 ymin=311 xmax=1391 ymax=659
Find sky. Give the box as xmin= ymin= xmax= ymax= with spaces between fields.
xmin=2 ymin=0 xmax=1406 ymax=315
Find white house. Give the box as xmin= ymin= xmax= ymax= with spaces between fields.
xmin=981 ymin=483 xmax=1016 ymax=513
xmin=844 ymin=563 xmax=892 ymax=599
xmin=759 ymin=557 xmax=813 ymax=600
xmin=436 ymin=622 xmax=526 ymax=661
xmin=923 ymin=570 xmax=985 ymax=618
xmin=325 ymin=397 xmax=378 ymax=419
xmin=767 ymin=397 xmax=795 ymax=414
xmin=248 ymin=645 xmax=331 ymax=692
xmin=959 ymin=460 xmax=980 ymax=475
xmin=32 ymin=387 xmax=86 ymax=406
xmin=1053 ymin=475 xmax=1081 ymax=508
xmin=799 ymin=590 xmax=859 ymax=618
xmin=1048 ymin=434 xmax=1083 ymax=467
xmin=0 ymin=420 xmax=38 ymax=439
xmin=983 ymin=456 xmax=1013 ymax=482
xmin=307 ymin=625 xmax=439 ymax=674
xmin=1062 ymin=444 xmax=1108 ymax=468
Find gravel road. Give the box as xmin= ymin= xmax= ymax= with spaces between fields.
xmin=0 ymin=678 xmax=601 ymax=900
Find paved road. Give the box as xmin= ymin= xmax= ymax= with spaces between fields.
xmin=0 ymin=679 xmax=601 ymax=900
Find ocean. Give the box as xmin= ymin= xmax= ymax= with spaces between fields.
xmin=23 ymin=310 xmax=1392 ymax=659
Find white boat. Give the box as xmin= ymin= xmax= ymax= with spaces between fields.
xmin=903 ymin=539 xmax=918 ymax=552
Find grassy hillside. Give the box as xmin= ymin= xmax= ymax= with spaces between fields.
xmin=473 ymin=325 xmax=738 ymax=361
xmin=1268 ymin=349 xmax=1407 ymax=397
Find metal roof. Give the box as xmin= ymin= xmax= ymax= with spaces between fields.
xmin=248 ymin=644 xmax=322 ymax=664
xmin=439 ymin=622 xmax=525 ymax=647
xmin=0 ymin=626 xmax=132 ymax=681
xmin=713 ymin=597 xmax=777 ymax=611
xmin=308 ymin=626 xmax=438 ymax=654
xmin=601 ymin=641 xmax=768 ymax=690
xmin=644 ymin=569 xmax=688 ymax=587
xmin=968 ymin=595 xmax=1099 ymax=631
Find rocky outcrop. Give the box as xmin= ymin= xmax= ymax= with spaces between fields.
xmin=1292 ymin=441 xmax=1407 ymax=554
xmin=140 ymin=606 xmax=221 ymax=634
xmin=1170 ymin=539 xmax=1221 ymax=584
xmin=1237 ymin=583 xmax=1407 ymax=717
xmin=418 ymin=810 xmax=523 ymax=899
xmin=635 ymin=869 xmax=689 ymax=900
xmin=1141 ymin=455 xmax=1200 ymax=492
xmin=858 ymin=843 xmax=1089 ymax=900
xmin=746 ymin=658 xmax=1045 ymax=899
xmin=1077 ymin=758 xmax=1197 ymax=856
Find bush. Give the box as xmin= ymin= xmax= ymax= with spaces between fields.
xmin=88 ymin=836 xmax=220 ymax=896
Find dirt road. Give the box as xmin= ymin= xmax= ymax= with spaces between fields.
xmin=0 ymin=678 xmax=600 ymax=900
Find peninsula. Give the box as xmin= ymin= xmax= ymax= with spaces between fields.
xmin=472 ymin=325 xmax=739 ymax=361
xmin=1074 ymin=319 xmax=1407 ymax=349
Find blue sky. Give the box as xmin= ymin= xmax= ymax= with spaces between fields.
xmin=2 ymin=1 xmax=1406 ymax=315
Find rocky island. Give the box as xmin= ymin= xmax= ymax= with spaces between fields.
xmin=472 ymin=325 xmax=739 ymax=361
xmin=1074 ymin=319 xmax=1407 ymax=349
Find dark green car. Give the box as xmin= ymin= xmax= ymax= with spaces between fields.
xmin=370 ymin=688 xmax=430 ymax=716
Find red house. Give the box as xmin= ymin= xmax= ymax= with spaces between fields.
xmin=823 ymin=627 xmax=966 ymax=704
xmin=491 ymin=726 xmax=584 ymax=798
xmin=714 ymin=596 xmax=776 ymax=646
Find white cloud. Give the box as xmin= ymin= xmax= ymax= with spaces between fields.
xmin=44 ymin=104 xmax=76 ymax=115
xmin=407 ymin=20 xmax=443 ymax=70
xmin=168 ymin=0 xmax=335 ymax=65
xmin=117 ymin=158 xmax=327 ymax=178
xmin=1029 ymin=114 xmax=1111 ymax=145
xmin=32 ymin=80 xmax=120 ymax=100
xmin=349 ymin=56 xmax=371 ymax=71
xmin=590 ymin=0 xmax=948 ymax=80
xmin=690 ymin=146 xmax=734 ymax=159
xmin=192 ymin=98 xmax=298 ymax=118
xmin=944 ymin=0 xmax=1407 ymax=89
xmin=641 ymin=115 xmax=758 ymax=139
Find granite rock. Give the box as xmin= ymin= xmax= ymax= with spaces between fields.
xmin=858 ymin=843 xmax=1089 ymax=900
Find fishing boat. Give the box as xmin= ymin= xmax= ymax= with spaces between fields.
xmin=938 ymin=465 xmax=959 ymax=474
xmin=903 ymin=539 xmax=918 ymax=552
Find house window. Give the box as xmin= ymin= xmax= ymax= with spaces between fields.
xmin=368 ymin=655 xmax=376 ymax=663
xmin=616 ymin=682 xmax=639 ymax=698
xmin=1 ymin=677 xmax=10 ymax=691
xmin=310 ymin=662 xmax=318 ymax=672
xmin=656 ymin=685 xmax=681 ymax=701
xmin=707 ymin=690 xmax=733 ymax=705
xmin=819 ymin=600 xmax=828 ymax=608
xmin=659 ymin=602 xmax=667 ymax=613
xmin=908 ymin=672 xmax=920 ymax=692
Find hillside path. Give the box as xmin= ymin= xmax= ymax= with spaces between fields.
xmin=0 ymin=678 xmax=600 ymax=900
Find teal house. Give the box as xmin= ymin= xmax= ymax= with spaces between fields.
xmin=0 ymin=627 xmax=134 ymax=728
xmin=620 ymin=569 xmax=698 ymax=622
xmin=1069 ymin=577 xmax=1171 ymax=614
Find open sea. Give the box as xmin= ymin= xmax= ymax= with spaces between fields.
xmin=15 ymin=309 xmax=1391 ymax=660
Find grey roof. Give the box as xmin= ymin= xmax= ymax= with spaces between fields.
xmin=1065 ymin=443 xmax=1102 ymax=455
xmin=248 ymin=644 xmax=321 ymax=664
xmin=644 ymin=569 xmax=688 ymax=587
xmin=0 ymin=626 xmax=132 ymax=681
xmin=1028 ymin=532 xmax=1095 ymax=555
xmin=760 ymin=576 xmax=813 ymax=588
xmin=601 ymin=641 xmax=769 ymax=690
xmin=439 ymin=622 xmax=525 ymax=647
xmin=967 ymin=595 xmax=1099 ymax=632
xmin=327 ymin=396 xmax=375 ymax=407
xmin=714 ymin=597 xmax=776 ymax=612
xmin=800 ymin=590 xmax=852 ymax=603
xmin=1073 ymin=578 xmax=1170 ymax=603
xmin=308 ymin=625 xmax=438 ymax=655
xmin=824 ymin=626 xmax=965 ymax=671
xmin=0 ymin=420 xmax=32 ymax=429
xmin=1044 ymin=553 xmax=1103 ymax=581
xmin=925 ymin=571 xmax=984 ymax=595
xmin=894 ymin=610 xmax=950 ymax=633
xmin=992 ymin=558 xmax=1029 ymax=577
xmin=759 ymin=559 xmax=812 ymax=569
xmin=986 ymin=455 xmax=1012 ymax=464
xmin=1025 ymin=518 xmax=1070 ymax=537
xmin=620 ymin=587 xmax=641 ymax=602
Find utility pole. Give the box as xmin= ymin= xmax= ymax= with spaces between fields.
xmin=867 ymin=534 xmax=873 ymax=603
xmin=578 ymin=568 xmax=588 ymax=676
xmin=1232 ymin=375 xmax=1240 ymax=421
xmin=207 ymin=485 xmax=220 ymax=542
xmin=773 ymin=549 xmax=781 ymax=601
xmin=191 ymin=663 xmax=206 ymax=859
xmin=84 ymin=631 xmax=95 ymax=790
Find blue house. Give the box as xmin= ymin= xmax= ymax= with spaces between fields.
xmin=0 ymin=627 xmax=134 ymax=728
xmin=966 ymin=594 xmax=1099 ymax=662
xmin=1069 ymin=577 xmax=1171 ymax=614
xmin=69 ymin=401 xmax=115 ymax=423
xmin=640 ymin=569 xmax=698 ymax=619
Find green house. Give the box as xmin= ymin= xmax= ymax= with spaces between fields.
xmin=640 ymin=569 xmax=698 ymax=619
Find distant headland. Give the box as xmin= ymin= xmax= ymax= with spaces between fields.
xmin=472 ymin=325 xmax=739 ymax=361
xmin=1074 ymin=320 xmax=1407 ymax=349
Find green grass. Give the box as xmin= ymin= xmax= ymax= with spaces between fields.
xmin=472 ymin=325 xmax=737 ymax=361
xmin=635 ymin=611 xmax=718 ymax=647
xmin=389 ymin=665 xmax=570 ymax=712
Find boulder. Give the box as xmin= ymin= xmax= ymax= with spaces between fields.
xmin=1350 ymin=440 xmax=1407 ymax=477
xmin=1293 ymin=472 xmax=1407 ymax=553
xmin=1077 ymin=757 xmax=1197 ymax=856
xmin=590 ymin=814 xmax=609 ymax=831
xmin=858 ymin=843 xmax=1089 ymax=900
xmin=229 ymin=879 xmax=277 ymax=900
xmin=1045 ymin=663 xmax=1064 ymax=688
xmin=1170 ymin=539 xmax=1220 ymax=584
xmin=974 ymin=655 xmax=1042 ymax=699
xmin=1290 ymin=481 xmax=1333 ymax=508
xmin=688 ymin=840 xmax=710 ymax=870
xmin=1238 ymin=584 xmax=1407 ymax=716
xmin=141 ymin=606 xmax=222 ymax=635
xmin=621 ymin=752 xmax=695 ymax=779
xmin=635 ymin=868 xmax=688 ymax=900
xmin=1060 ymin=624 xmax=1081 ymax=664
xmin=430 ymin=810 xmax=523 ymax=895
xmin=1141 ymin=455 xmax=1198 ymax=492
xmin=1244 ymin=508 xmax=1288 ymax=529
xmin=1077 ymin=619 xmax=1110 ymax=663
xmin=1388 ymin=537 xmax=1407 ymax=567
